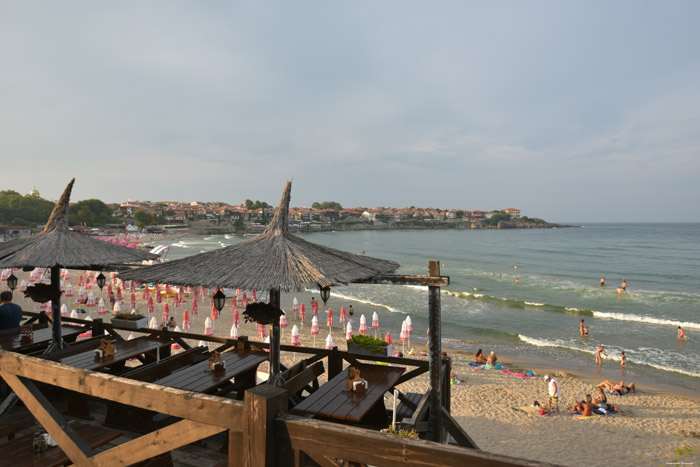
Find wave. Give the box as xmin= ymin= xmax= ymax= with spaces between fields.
xmin=305 ymin=289 xmax=403 ymax=314
xmin=593 ymin=311 xmax=700 ymax=330
xmin=443 ymin=290 xmax=596 ymax=316
xmin=518 ymin=334 xmax=700 ymax=378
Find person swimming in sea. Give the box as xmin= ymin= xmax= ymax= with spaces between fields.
xmin=600 ymin=277 xmax=605 ymax=287
xmin=678 ymin=326 xmax=687 ymax=339
xmin=621 ymin=279 xmax=627 ymax=291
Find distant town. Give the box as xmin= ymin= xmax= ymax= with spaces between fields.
xmin=0 ymin=188 xmax=570 ymax=241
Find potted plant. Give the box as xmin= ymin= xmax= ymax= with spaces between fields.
xmin=110 ymin=312 xmax=148 ymax=330
xmin=346 ymin=334 xmax=392 ymax=357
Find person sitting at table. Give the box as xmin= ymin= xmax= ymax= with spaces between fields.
xmin=0 ymin=291 xmax=23 ymax=330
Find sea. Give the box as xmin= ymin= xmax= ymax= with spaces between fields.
xmin=161 ymin=223 xmax=700 ymax=394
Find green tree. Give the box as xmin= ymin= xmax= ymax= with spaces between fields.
xmin=68 ymin=199 xmax=113 ymax=226
xmin=311 ymin=201 xmax=343 ymax=210
xmin=483 ymin=211 xmax=511 ymax=226
xmin=0 ymin=190 xmax=55 ymax=225
xmin=134 ymin=210 xmax=160 ymax=228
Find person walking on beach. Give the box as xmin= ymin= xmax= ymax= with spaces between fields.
xmin=678 ymin=326 xmax=687 ymax=339
xmin=544 ymin=375 xmax=559 ymax=413
xmin=595 ymin=344 xmax=607 ymax=365
xmin=620 ymin=351 xmax=627 ymax=367
xmin=580 ymin=319 xmax=585 ymax=337
xmin=0 ymin=291 xmax=23 ymax=330
xmin=348 ymin=305 xmax=354 ymax=324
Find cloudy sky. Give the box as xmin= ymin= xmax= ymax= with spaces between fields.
xmin=2 ymin=2 xmax=699 ymax=222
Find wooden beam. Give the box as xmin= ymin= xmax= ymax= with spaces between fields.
xmin=90 ymin=419 xmax=225 ymax=467
xmin=242 ymin=385 xmax=288 ymax=467
xmin=353 ymin=274 xmax=449 ymax=287
xmin=440 ymin=407 xmax=478 ymax=449
xmin=277 ymin=416 xmax=553 ymax=467
xmin=0 ymin=351 xmax=242 ymax=429
xmin=2 ymin=374 xmax=91 ymax=466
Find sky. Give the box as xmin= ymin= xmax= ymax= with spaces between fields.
xmin=2 ymin=2 xmax=700 ymax=223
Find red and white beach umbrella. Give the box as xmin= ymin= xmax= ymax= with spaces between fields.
xmin=129 ymin=280 xmax=135 ymax=292
xmin=77 ymin=287 xmax=86 ymax=304
xmin=345 ymin=322 xmax=353 ymax=341
xmin=149 ymin=316 xmax=159 ymax=330
xmin=0 ymin=269 xmax=9 ymax=281
xmin=339 ymin=306 xmax=346 ymax=324
xmin=235 ymin=288 xmax=240 ymax=297
xmin=20 ymin=279 xmax=27 ymax=293
xmin=192 ymin=298 xmax=198 ymax=315
xmin=400 ymin=321 xmax=408 ymax=353
xmin=97 ymin=297 xmax=105 ymax=314
xmin=258 ymin=323 xmax=267 ymax=339
xmin=162 ymin=303 xmax=170 ymax=321
xmin=325 ymin=332 xmax=334 ymax=350
xmin=156 ymin=288 xmax=163 ymax=304
xmin=359 ymin=314 xmax=367 ymax=335
xmin=230 ymin=324 xmax=238 ymax=339
xmin=204 ymin=317 xmax=214 ymax=336
xmin=70 ymin=309 xmax=79 ymax=319
xmin=242 ymin=292 xmax=248 ymax=307
xmin=116 ymin=287 xmax=123 ymax=303
xmin=107 ymin=283 xmax=113 ymax=295
xmin=86 ymin=270 xmax=94 ymax=280
xmin=147 ymin=296 xmax=154 ymax=313
xmin=164 ymin=284 xmax=171 ymax=296
xmin=311 ymin=316 xmax=319 ymax=336
xmin=142 ymin=286 xmax=149 ymax=300
xmin=60 ymin=304 xmax=68 ymax=317
xmin=113 ymin=302 xmax=122 ymax=314
xmin=210 ymin=303 xmax=219 ymax=321
xmin=193 ymin=288 xmax=199 ymax=301
xmin=79 ymin=315 xmax=93 ymax=338
xmin=280 ymin=312 xmax=288 ymax=328
xmin=182 ymin=310 xmax=191 ymax=329
xmin=179 ymin=286 xmax=185 ymax=302
xmin=231 ymin=298 xmax=238 ymax=314
xmin=86 ymin=291 xmax=96 ymax=307
xmin=251 ymin=289 xmax=257 ymax=302
xmin=65 ymin=283 xmax=74 ymax=298
xmin=292 ymin=297 xmax=299 ymax=313
xmin=312 ymin=299 xmax=319 ymax=315
xmin=326 ymin=308 xmax=333 ymax=328
xmin=233 ymin=308 xmax=239 ymax=328
xmin=77 ymin=274 xmax=84 ymax=287
xmin=130 ymin=293 xmax=136 ymax=309
xmin=291 ymin=325 xmax=301 ymax=346
xmin=372 ymin=312 xmax=379 ymax=338
xmin=385 ymin=332 xmax=393 ymax=345
xmin=299 ymin=303 xmax=306 ymax=323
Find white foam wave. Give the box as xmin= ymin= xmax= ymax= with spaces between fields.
xmin=403 ymin=285 xmax=428 ymax=291
xmin=524 ymin=301 xmax=545 ymax=306
xmin=329 ymin=290 xmax=402 ymax=314
xmin=593 ymin=311 xmax=700 ymax=330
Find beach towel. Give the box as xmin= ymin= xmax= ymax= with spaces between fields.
xmin=483 ymin=363 xmax=504 ymax=370
xmin=469 ymin=362 xmax=485 ymax=367
xmin=606 ymin=390 xmax=625 ymax=397
xmin=500 ymin=370 xmax=534 ymax=378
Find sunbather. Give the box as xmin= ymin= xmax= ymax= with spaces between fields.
xmin=596 ymin=379 xmax=636 ymax=394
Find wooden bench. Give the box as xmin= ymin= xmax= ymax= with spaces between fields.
xmin=105 ymin=347 xmax=211 ymax=432
xmin=0 ymin=410 xmax=36 ymax=441
xmin=281 ymin=361 xmax=324 ymax=406
xmin=0 ymin=420 xmax=122 ymax=467
xmin=395 ymin=391 xmax=430 ymax=433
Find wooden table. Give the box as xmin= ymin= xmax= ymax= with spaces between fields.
xmin=153 ymin=349 xmax=268 ymax=396
xmin=293 ymin=363 xmax=405 ymax=424
xmin=0 ymin=420 xmax=122 ymax=467
xmin=0 ymin=326 xmax=84 ymax=353
xmin=45 ymin=336 xmax=169 ymax=372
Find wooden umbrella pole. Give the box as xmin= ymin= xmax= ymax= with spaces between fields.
xmin=427 ymin=260 xmax=442 ymax=442
xmin=49 ymin=265 xmax=64 ymax=351
xmin=268 ymin=288 xmax=283 ymax=386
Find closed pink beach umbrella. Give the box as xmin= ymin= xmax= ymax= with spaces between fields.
xmin=235 ymin=288 xmax=241 ymax=297
xmin=86 ymin=292 xmax=95 ymax=307
xmin=156 ymin=288 xmax=163 ymax=304
xmin=372 ymin=312 xmax=379 ymax=338
xmin=20 ymin=279 xmax=27 ymax=293
xmin=77 ymin=287 xmax=86 ymax=304
xmin=292 ymin=297 xmax=299 ymax=313
xmin=326 ymin=308 xmax=333 ymax=328
xmin=164 ymin=284 xmax=171 ymax=296
xmin=172 ymin=326 xmax=182 ymax=350
xmin=79 ymin=316 xmax=93 ymax=338
xmin=258 ymin=323 xmax=267 ymax=339
xmin=129 ymin=280 xmax=135 ymax=292
xmin=359 ymin=314 xmax=367 ymax=335
xmin=345 ymin=322 xmax=353 ymax=341
xmin=147 ymin=296 xmax=154 ymax=313
xmin=130 ymin=293 xmax=136 ymax=309
xmin=77 ymin=274 xmax=84 ymax=287
xmin=149 ymin=316 xmax=159 ymax=330
xmin=232 ymin=298 xmax=238 ymax=313
xmin=242 ymin=292 xmax=248 ymax=307
xmin=163 ymin=303 xmax=170 ymax=321
xmin=86 ymin=270 xmax=94 ymax=280
xmin=400 ymin=321 xmax=408 ymax=342
xmin=280 ymin=312 xmax=288 ymax=328
xmin=299 ymin=303 xmax=306 ymax=322
xmin=204 ymin=317 xmax=214 ymax=336
xmin=339 ymin=306 xmax=346 ymax=324
xmin=233 ymin=308 xmax=239 ymax=327
xmin=230 ymin=324 xmax=238 ymax=339
xmin=385 ymin=332 xmax=393 ymax=345
xmin=63 ymin=269 xmax=70 ymax=281
xmin=65 ymin=283 xmax=74 ymax=298
xmin=107 ymin=283 xmax=113 ymax=295
xmin=251 ymin=289 xmax=257 ymax=302
xmin=311 ymin=316 xmax=319 ymax=336
xmin=142 ymin=286 xmax=149 ymax=300
xmin=325 ymin=333 xmax=334 ymax=350
xmin=42 ymin=301 xmax=52 ymax=315
xmin=192 ymin=298 xmax=198 ymax=315
xmin=182 ymin=310 xmax=191 ymax=329
xmin=60 ymin=304 xmax=68 ymax=317
xmin=0 ymin=269 xmax=9 ymax=281
xmin=116 ymin=287 xmax=123 ymax=303
xmin=291 ymin=325 xmax=301 ymax=346
xmin=179 ymin=286 xmax=185 ymax=301
xmin=312 ymin=299 xmax=319 ymax=315
xmin=113 ymin=302 xmax=122 ymax=314
xmin=210 ymin=303 xmax=219 ymax=321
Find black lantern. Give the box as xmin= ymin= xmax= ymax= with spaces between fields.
xmin=96 ymin=273 xmax=106 ymax=290
xmin=213 ymin=289 xmax=226 ymax=312
xmin=319 ymin=286 xmax=331 ymax=305
xmin=7 ymin=273 xmax=18 ymax=291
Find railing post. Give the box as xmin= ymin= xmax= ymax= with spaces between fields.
xmin=428 ymin=260 xmax=442 ymax=442
xmin=236 ymin=384 xmax=288 ymax=467
xmin=93 ymin=318 xmax=104 ymax=337
xmin=328 ymin=346 xmax=343 ymax=379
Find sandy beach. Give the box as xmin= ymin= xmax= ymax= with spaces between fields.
xmin=10 ymin=268 xmax=700 ymax=467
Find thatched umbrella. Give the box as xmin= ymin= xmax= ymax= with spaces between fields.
xmin=120 ymin=180 xmax=400 ymax=384
xmin=0 ymin=179 xmax=158 ymax=349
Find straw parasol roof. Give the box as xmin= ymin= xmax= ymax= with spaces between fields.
xmin=119 ymin=180 xmax=400 ymax=290
xmin=0 ymin=179 xmax=158 ymax=269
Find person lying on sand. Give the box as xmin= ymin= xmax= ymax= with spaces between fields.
xmin=596 ymin=380 xmax=636 ymax=394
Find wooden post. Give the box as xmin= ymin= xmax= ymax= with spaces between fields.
xmin=269 ymin=288 xmax=282 ymax=386
xmin=93 ymin=318 xmax=104 ymax=338
xmin=239 ymin=384 xmax=288 ymax=467
xmin=50 ymin=265 xmax=63 ymax=350
xmin=328 ymin=346 xmax=343 ymax=379
xmin=427 ymin=260 xmax=442 ymax=442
